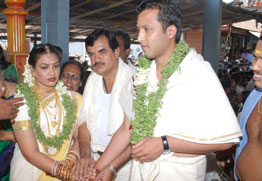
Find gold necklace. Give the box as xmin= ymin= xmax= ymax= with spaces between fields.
xmin=38 ymin=86 xmax=55 ymax=94
xmin=41 ymin=93 xmax=57 ymax=109
xmin=34 ymin=86 xmax=64 ymax=157
xmin=41 ymin=100 xmax=64 ymax=157
xmin=34 ymin=86 xmax=63 ymax=135
xmin=37 ymin=86 xmax=57 ymax=109
xmin=36 ymin=86 xmax=58 ymax=124
xmin=41 ymin=94 xmax=63 ymax=134
xmin=33 ymin=86 xmax=66 ymax=157
xmin=41 ymin=103 xmax=62 ymax=136
xmin=42 ymin=93 xmax=59 ymax=126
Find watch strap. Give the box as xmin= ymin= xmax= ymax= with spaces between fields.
xmin=161 ymin=136 xmax=170 ymax=152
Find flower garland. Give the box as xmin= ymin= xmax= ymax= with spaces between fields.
xmin=16 ymin=60 xmax=77 ymax=150
xmin=130 ymin=40 xmax=189 ymax=144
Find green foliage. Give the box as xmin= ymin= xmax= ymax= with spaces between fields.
xmin=138 ymin=56 xmax=152 ymax=69
xmin=17 ymin=81 xmax=77 ymax=150
xmin=130 ymin=40 xmax=189 ymax=144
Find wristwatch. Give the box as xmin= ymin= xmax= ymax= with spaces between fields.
xmin=161 ymin=136 xmax=171 ymax=154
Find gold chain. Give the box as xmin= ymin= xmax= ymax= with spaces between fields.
xmin=33 ymin=85 xmax=65 ymax=156
xmin=41 ymin=94 xmax=59 ymax=128
xmin=33 ymin=86 xmax=63 ymax=136
xmin=40 ymin=93 xmax=57 ymax=109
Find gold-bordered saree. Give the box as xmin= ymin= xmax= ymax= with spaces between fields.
xmin=10 ymin=91 xmax=82 ymax=181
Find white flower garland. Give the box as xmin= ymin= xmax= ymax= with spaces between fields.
xmin=133 ymin=67 xmax=151 ymax=87
xmin=23 ymin=60 xmax=35 ymax=88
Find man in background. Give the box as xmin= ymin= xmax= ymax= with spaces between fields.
xmin=114 ymin=30 xmax=136 ymax=68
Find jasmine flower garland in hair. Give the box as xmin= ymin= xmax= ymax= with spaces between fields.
xmin=22 ymin=60 xmax=35 ymax=88
xmin=16 ymin=60 xmax=77 ymax=150
xmin=130 ymin=40 xmax=189 ymax=144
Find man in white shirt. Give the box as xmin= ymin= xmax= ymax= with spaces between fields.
xmin=74 ymin=28 xmax=136 ymax=180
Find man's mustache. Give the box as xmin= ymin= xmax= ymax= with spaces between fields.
xmin=93 ymin=61 xmax=105 ymax=67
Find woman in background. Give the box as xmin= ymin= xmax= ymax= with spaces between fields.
xmin=0 ymin=46 xmax=18 ymax=83
xmin=60 ymin=60 xmax=83 ymax=94
xmin=0 ymin=68 xmax=17 ymax=181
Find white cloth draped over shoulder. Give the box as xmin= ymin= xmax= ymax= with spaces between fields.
xmin=120 ymin=49 xmax=242 ymax=181
xmin=78 ymin=58 xmax=136 ymax=152
xmin=10 ymin=91 xmax=82 ymax=181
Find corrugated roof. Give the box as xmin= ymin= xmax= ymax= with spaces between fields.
xmin=0 ymin=0 xmax=262 ymax=42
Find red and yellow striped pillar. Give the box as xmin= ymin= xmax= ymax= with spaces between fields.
xmin=3 ymin=0 xmax=28 ymax=81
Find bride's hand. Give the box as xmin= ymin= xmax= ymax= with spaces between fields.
xmin=71 ymin=156 xmax=96 ymax=180
xmin=59 ymin=160 xmax=69 ymax=167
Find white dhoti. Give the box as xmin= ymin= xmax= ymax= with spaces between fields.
xmin=130 ymin=154 xmax=206 ymax=181
xmin=154 ymin=155 xmax=206 ymax=181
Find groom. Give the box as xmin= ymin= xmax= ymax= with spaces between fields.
xmin=94 ymin=0 xmax=242 ymax=180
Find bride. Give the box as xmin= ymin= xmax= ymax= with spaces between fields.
xmin=10 ymin=43 xmax=82 ymax=180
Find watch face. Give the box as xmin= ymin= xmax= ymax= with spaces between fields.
xmin=161 ymin=136 xmax=170 ymax=154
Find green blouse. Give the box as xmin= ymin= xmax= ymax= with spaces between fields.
xmin=3 ymin=64 xmax=19 ymax=83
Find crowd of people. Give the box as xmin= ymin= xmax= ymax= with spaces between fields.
xmin=0 ymin=0 xmax=261 ymax=180
xmin=218 ymin=53 xmax=254 ymax=117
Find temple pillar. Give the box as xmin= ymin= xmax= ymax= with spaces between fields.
xmin=3 ymin=0 xmax=28 ymax=82
xmin=41 ymin=0 xmax=70 ymax=64
xmin=202 ymin=0 xmax=222 ymax=74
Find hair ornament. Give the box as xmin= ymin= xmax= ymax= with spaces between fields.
xmin=45 ymin=45 xmax=51 ymax=58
